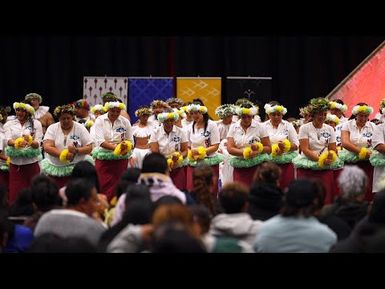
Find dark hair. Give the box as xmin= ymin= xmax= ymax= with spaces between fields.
xmin=192 ymin=98 xmax=210 ymax=133
xmin=349 ymin=102 xmax=369 ymax=120
xmin=248 ymin=183 xmax=283 ymax=220
xmin=219 ymin=183 xmax=249 ymax=214
xmin=114 ymin=168 xmax=141 ymax=198
xmin=71 ymin=161 xmax=100 ymax=193
xmin=281 ymin=179 xmax=324 ymax=217
xmin=189 ymin=205 xmax=211 ymax=234
xmin=253 ymin=162 xmax=281 ymax=185
xmin=153 ymin=196 xmax=183 ymax=209
xmin=30 ymin=174 xmax=61 ymax=211
xmin=65 ymin=178 xmax=95 ymax=206
xmin=141 ymin=152 xmax=168 ymax=174
xmin=8 ymin=188 xmax=34 ymax=218
xmin=369 ymin=191 xmax=385 ymax=223
xmin=192 ymin=165 xmax=218 ymax=215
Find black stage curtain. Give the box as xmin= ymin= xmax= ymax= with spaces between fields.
xmin=0 ymin=36 xmax=383 ymax=118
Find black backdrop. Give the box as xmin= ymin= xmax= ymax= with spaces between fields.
xmin=0 ymin=36 xmax=383 ymax=118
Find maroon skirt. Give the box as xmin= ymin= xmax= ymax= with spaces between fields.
xmin=186 ymin=165 xmax=220 ymax=196
xmin=356 ymin=161 xmax=374 ymax=201
xmin=170 ymin=166 xmax=187 ymax=191
xmin=9 ymin=162 xmax=40 ymax=206
xmin=49 ymin=175 xmax=71 ymax=190
xmin=0 ymin=170 xmax=9 ymax=192
xmin=278 ymin=163 xmax=295 ymax=191
xmin=296 ymin=168 xmax=337 ymax=205
xmin=95 ymin=159 xmax=129 ymax=202
xmin=233 ymin=166 xmax=258 ymax=188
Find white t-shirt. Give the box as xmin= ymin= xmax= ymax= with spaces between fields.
xmin=372 ymin=123 xmax=385 ymax=148
xmin=263 ymin=119 xmax=299 ymax=146
xmin=93 ymin=114 xmax=133 ymax=148
xmin=4 ymin=118 xmax=43 ymax=165
xmin=216 ymin=120 xmax=236 ymax=141
xmin=341 ymin=119 xmax=376 ymax=148
xmin=187 ymin=120 xmax=220 ymax=157
xmin=227 ymin=121 xmax=269 ymax=149
xmin=34 ymin=106 xmax=50 ymax=120
xmin=43 ymin=122 xmax=93 ymax=166
xmin=132 ymin=123 xmax=154 ymax=138
xmin=298 ymin=122 xmax=336 ymax=155
xmin=149 ymin=125 xmax=188 ymax=157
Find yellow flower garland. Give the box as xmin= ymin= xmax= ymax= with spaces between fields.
xmin=85 ymin=120 xmax=94 ymax=129
xmin=113 ymin=140 xmax=133 ymax=156
xmin=358 ymin=147 xmax=370 ymax=160
xmin=188 ymin=146 xmax=207 ymax=161
xmin=251 ymin=142 xmax=264 ymax=154
xmin=14 ymin=135 xmax=33 ymax=149
xmin=282 ymin=139 xmax=291 ymax=152
xmin=243 ymin=147 xmax=252 ymax=159
xmin=6 ymin=157 xmax=10 ymax=166
xmin=167 ymin=151 xmax=184 ymax=170
xmin=271 ymin=144 xmax=280 ymax=157
xmin=59 ymin=149 xmax=70 ymax=163
xmin=318 ymin=150 xmax=337 ymax=167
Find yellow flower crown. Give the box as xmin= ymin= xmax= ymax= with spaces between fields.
xmin=25 ymin=92 xmax=42 ymax=104
xmin=325 ymin=113 xmax=340 ymax=125
xmin=264 ymin=104 xmax=287 ymax=115
xmin=329 ymin=101 xmax=347 ymax=112
xmin=157 ymin=111 xmax=179 ymax=123
xmin=90 ymin=104 xmax=107 ymax=114
xmin=352 ymin=105 xmax=373 ymax=115
xmin=187 ymin=104 xmax=208 ymax=114
xmin=135 ymin=107 xmax=152 ymax=117
xmin=13 ymin=102 xmax=35 ymax=115
xmin=104 ymin=101 xmax=126 ymax=111
xmin=53 ymin=104 xmax=75 ymax=119
xmin=235 ymin=106 xmax=258 ymax=116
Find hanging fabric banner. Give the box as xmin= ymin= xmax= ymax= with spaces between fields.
xmin=83 ymin=76 xmax=128 ymax=106
xmin=128 ymin=77 xmax=174 ymax=122
xmin=177 ymin=77 xmax=221 ymax=120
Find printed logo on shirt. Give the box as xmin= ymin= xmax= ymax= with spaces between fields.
xmin=283 ymin=129 xmax=289 ymax=136
xmin=70 ymin=135 xmax=80 ymax=141
xmin=320 ymin=131 xmax=331 ymax=139
xmin=202 ymin=131 xmax=211 ymax=137
xmin=248 ymin=137 xmax=260 ymax=144
xmin=172 ymin=136 xmax=181 ymax=143
xmin=363 ymin=132 xmax=372 ymax=138
xmin=116 ymin=127 xmax=126 ymax=133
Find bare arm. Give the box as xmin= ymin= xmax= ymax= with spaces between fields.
xmin=341 ymin=130 xmax=360 ymax=153
xmin=299 ymin=138 xmax=319 ymax=161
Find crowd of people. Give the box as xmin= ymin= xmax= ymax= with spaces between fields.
xmin=1 ymin=91 xmax=385 ymax=253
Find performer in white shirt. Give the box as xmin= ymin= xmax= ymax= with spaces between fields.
xmin=227 ymin=105 xmax=271 ymax=187
xmin=293 ymin=97 xmax=343 ymax=204
xmin=131 ymin=106 xmax=153 ymax=169
xmin=186 ymin=103 xmax=222 ymax=195
xmin=0 ymin=106 xmax=10 ymax=191
xmin=148 ymin=100 xmax=169 ymax=128
xmin=89 ymin=104 xmax=107 ymax=139
xmin=149 ymin=109 xmax=188 ymax=190
xmin=340 ymin=103 xmax=376 ymax=201
xmin=24 ymin=92 xmax=54 ymax=134
xmin=374 ymin=98 xmax=385 ymax=124
xmin=329 ymin=99 xmax=349 ymax=124
xmin=92 ymin=101 xmax=133 ymax=201
xmin=42 ymin=104 xmax=93 ymax=188
xmin=4 ymin=102 xmax=43 ymax=205
xmin=263 ymin=102 xmax=299 ymax=190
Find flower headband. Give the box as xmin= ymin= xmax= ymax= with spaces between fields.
xmin=53 ymin=104 xmax=75 ymax=118
xmin=174 ymin=108 xmax=186 ymax=119
xmin=325 ymin=113 xmax=340 ymax=125
xmin=151 ymin=100 xmax=168 ymax=109
xmin=299 ymin=106 xmax=310 ymax=117
xmin=104 ymin=101 xmax=126 ymax=111
xmin=329 ymin=101 xmax=347 ymax=112
xmin=74 ymin=99 xmax=90 ymax=110
xmin=264 ymin=103 xmax=287 ymax=115
xmin=308 ymin=97 xmax=329 ymax=115
xmin=166 ymin=97 xmax=184 ymax=107
xmin=235 ymin=106 xmax=258 ymax=116
xmin=90 ymin=104 xmax=106 ymax=114
xmin=13 ymin=102 xmax=35 ymax=115
xmin=157 ymin=111 xmax=179 ymax=123
xmin=352 ymin=105 xmax=373 ymax=115
xmin=25 ymin=92 xmax=42 ymax=104
xmin=135 ymin=107 xmax=152 ymax=117
xmin=102 ymin=92 xmax=117 ymax=102
xmin=215 ymin=104 xmax=235 ymax=119
xmin=187 ymin=104 xmax=208 ymax=114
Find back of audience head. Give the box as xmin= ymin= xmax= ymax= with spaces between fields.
xmin=28 ymin=233 xmax=96 ymax=253
xmin=337 ymin=165 xmax=367 ymax=201
xmin=141 ymin=153 xmax=168 ymax=174
xmin=115 ymin=168 xmax=141 ymax=199
xmin=153 ymin=195 xmax=183 ymax=209
xmin=189 ymin=205 xmax=212 ymax=235
xmin=71 ymin=161 xmax=100 ymax=193
xmin=219 ymin=182 xmax=249 ymax=214
xmin=30 ymin=174 xmax=61 ymax=211
xmin=368 ymin=191 xmax=385 ymax=224
xmin=192 ymin=165 xmax=218 ymax=215
xmin=253 ymin=162 xmax=281 ymax=186
xmin=8 ymin=188 xmax=34 ymax=219
xmin=65 ymin=178 xmax=98 ymax=217
xmin=281 ymin=179 xmax=324 ymax=217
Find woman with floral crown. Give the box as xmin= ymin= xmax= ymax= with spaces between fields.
xmin=263 ymin=101 xmax=299 ymax=190
xmin=149 ymin=108 xmax=188 ymax=190
xmin=339 ymin=102 xmax=376 ymax=201
xmin=227 ymin=104 xmax=271 ymax=187
xmin=41 ymin=104 xmax=93 ymax=188
xmin=92 ymin=101 xmax=133 ymax=201
xmin=374 ymin=98 xmax=385 ymax=124
xmin=24 ymin=93 xmax=54 ymax=134
xmin=131 ymin=106 xmax=154 ymax=169
xmin=185 ymin=102 xmax=222 ymax=195
xmin=4 ymin=102 xmax=43 ymax=205
xmin=0 ymin=106 xmax=11 ymax=192
xmin=293 ymin=97 xmax=343 ymax=204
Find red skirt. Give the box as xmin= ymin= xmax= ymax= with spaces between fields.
xmin=170 ymin=167 xmax=186 ymax=191
xmin=233 ymin=166 xmax=258 ymax=188
xmin=48 ymin=175 xmax=71 ymax=190
xmin=278 ymin=163 xmax=295 ymax=191
xmin=186 ymin=165 xmax=219 ymax=196
xmin=356 ymin=161 xmax=374 ymax=202
xmin=95 ymin=159 xmax=129 ymax=202
xmin=0 ymin=170 xmax=9 ymax=192
xmin=296 ymin=168 xmax=337 ymax=205
xmin=9 ymin=162 xmax=40 ymax=206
